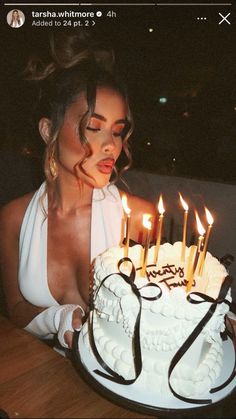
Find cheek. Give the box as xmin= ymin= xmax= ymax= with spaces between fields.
xmin=117 ymin=141 xmax=123 ymax=157
xmin=112 ymin=138 xmax=123 ymax=156
xmin=58 ymin=125 xmax=85 ymax=158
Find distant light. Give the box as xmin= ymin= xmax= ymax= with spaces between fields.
xmin=146 ymin=141 xmax=151 ymax=146
xmin=172 ymin=157 xmax=176 ymax=162
xmin=148 ymin=28 xmax=154 ymax=33
xmin=21 ymin=147 xmax=32 ymax=156
xmin=159 ymin=97 xmax=167 ymax=104
xmin=182 ymin=111 xmax=190 ymax=118
xmin=234 ymin=106 xmax=236 ymax=111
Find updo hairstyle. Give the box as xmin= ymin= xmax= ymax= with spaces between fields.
xmin=24 ymin=30 xmax=133 ymax=186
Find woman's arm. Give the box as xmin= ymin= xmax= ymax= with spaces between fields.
xmin=0 ymin=197 xmax=83 ymax=348
xmin=0 ymin=196 xmax=44 ymax=326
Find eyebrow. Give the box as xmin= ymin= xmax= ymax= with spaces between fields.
xmin=91 ymin=113 xmax=127 ymax=125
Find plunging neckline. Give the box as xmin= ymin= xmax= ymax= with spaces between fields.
xmin=18 ymin=182 xmax=123 ymax=308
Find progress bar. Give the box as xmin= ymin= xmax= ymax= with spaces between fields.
xmin=81 ymin=2 xmax=232 ymax=4
xmin=4 ymin=2 xmax=233 ymax=5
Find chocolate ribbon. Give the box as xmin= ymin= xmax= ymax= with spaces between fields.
xmin=89 ymin=257 xmax=162 ymax=384
xmin=168 ymin=274 xmax=234 ymax=404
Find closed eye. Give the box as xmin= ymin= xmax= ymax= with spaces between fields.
xmin=112 ymin=123 xmax=127 ymax=138
xmin=112 ymin=131 xmax=124 ymax=138
xmin=86 ymin=127 xmax=124 ymax=137
xmin=86 ymin=126 xmax=100 ymax=132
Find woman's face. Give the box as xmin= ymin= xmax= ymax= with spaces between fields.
xmin=56 ymin=87 xmax=128 ymax=188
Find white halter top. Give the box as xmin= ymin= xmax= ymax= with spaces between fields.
xmin=19 ymin=182 xmax=123 ymax=307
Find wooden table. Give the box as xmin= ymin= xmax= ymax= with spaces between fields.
xmin=0 ymin=315 xmax=150 ymax=418
xmin=0 ymin=315 xmax=235 ymax=419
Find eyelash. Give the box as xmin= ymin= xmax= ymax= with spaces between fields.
xmin=86 ymin=127 xmax=100 ymax=132
xmin=86 ymin=126 xmax=124 ymax=138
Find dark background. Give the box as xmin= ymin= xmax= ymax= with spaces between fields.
xmin=0 ymin=2 xmax=236 ymax=206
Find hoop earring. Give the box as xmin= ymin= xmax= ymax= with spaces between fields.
xmin=49 ymin=156 xmax=58 ymax=180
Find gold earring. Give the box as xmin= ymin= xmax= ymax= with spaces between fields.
xmin=49 ymin=156 xmax=58 ymax=180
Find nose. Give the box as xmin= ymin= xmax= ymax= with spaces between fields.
xmin=102 ymin=133 xmax=116 ymax=153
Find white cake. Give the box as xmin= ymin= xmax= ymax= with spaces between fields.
xmin=81 ymin=242 xmax=232 ymax=402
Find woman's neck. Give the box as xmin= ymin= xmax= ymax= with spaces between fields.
xmin=47 ymin=176 xmax=94 ymax=215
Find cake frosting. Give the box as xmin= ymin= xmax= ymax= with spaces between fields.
xmin=81 ymin=242 xmax=232 ymax=403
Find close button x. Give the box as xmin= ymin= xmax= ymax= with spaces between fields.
xmin=219 ymin=12 xmax=231 ymax=25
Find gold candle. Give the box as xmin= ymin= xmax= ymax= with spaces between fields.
xmin=121 ymin=195 xmax=131 ymax=258
xmin=154 ymin=195 xmax=165 ymax=264
xmin=186 ymin=245 xmax=196 ymax=286
xmin=179 ymin=193 xmax=189 ymax=261
xmin=186 ymin=212 xmax=205 ymax=293
xmin=140 ymin=214 xmax=152 ymax=277
xmin=198 ymin=208 xmax=214 ymax=276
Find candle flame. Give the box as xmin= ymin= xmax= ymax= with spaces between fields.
xmin=179 ymin=193 xmax=189 ymax=211
xmin=157 ymin=195 xmax=165 ymax=215
xmin=142 ymin=214 xmax=152 ymax=230
xmin=205 ymin=207 xmax=214 ymax=225
xmin=122 ymin=194 xmax=131 ymax=215
xmin=195 ymin=211 xmax=206 ymax=236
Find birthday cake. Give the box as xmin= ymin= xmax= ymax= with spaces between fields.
xmin=81 ymin=242 xmax=232 ymax=403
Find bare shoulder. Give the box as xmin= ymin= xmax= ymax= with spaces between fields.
xmin=118 ymin=189 xmax=157 ymax=242
xmin=129 ymin=193 xmax=156 ymax=216
xmin=0 ymin=191 xmax=35 ymax=237
xmin=118 ymin=189 xmax=156 ymax=217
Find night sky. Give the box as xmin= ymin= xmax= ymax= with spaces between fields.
xmin=1 ymin=2 xmax=236 ymax=185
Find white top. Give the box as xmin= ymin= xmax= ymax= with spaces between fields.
xmin=19 ymin=182 xmax=123 ymax=308
xmin=11 ymin=18 xmax=23 ymax=27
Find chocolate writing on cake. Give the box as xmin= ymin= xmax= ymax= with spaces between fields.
xmin=145 ymin=264 xmax=195 ymax=290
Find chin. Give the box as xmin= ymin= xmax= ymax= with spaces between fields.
xmin=94 ymin=179 xmax=110 ymax=189
xmin=78 ymin=172 xmax=110 ymax=189
xmin=93 ymin=173 xmax=112 ymax=189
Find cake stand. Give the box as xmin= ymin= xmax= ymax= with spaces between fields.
xmin=71 ymin=331 xmax=236 ymax=418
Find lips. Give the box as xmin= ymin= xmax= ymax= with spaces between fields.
xmin=97 ymin=158 xmax=115 ymax=175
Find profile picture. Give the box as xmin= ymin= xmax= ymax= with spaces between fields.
xmin=7 ymin=9 xmax=25 ymax=28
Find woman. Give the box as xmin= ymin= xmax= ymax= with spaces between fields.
xmin=0 ymin=32 xmax=156 ymax=350
xmin=10 ymin=9 xmax=24 ymax=28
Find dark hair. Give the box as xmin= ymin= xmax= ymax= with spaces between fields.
xmin=10 ymin=9 xmax=21 ymax=26
xmin=24 ymin=31 xmax=133 ymax=187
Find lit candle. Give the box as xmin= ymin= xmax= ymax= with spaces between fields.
xmin=154 ymin=195 xmax=165 ymax=264
xmin=121 ymin=194 xmax=131 ymax=258
xmin=179 ymin=193 xmax=189 ymax=261
xmin=140 ymin=214 xmax=152 ymax=277
xmin=186 ymin=212 xmax=205 ymax=292
xmin=186 ymin=245 xmax=196 ymax=284
xmin=198 ymin=207 xmax=214 ymax=276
